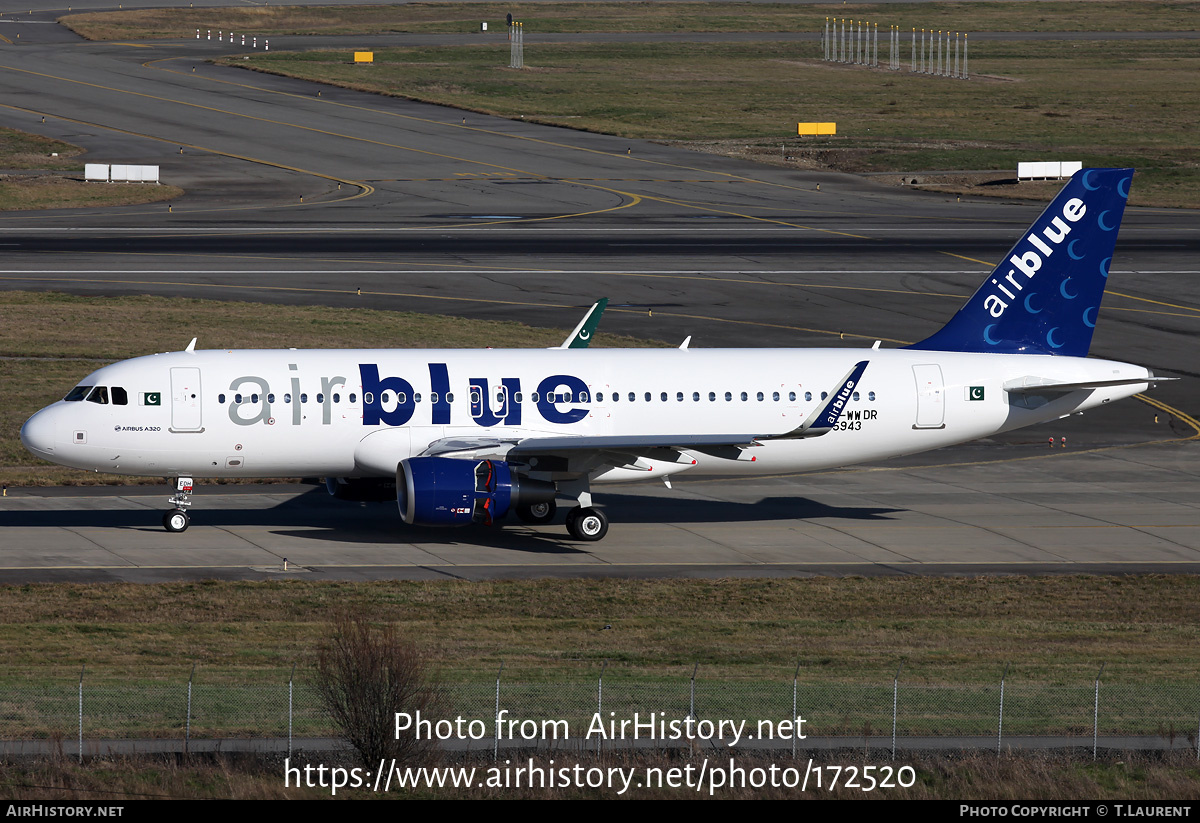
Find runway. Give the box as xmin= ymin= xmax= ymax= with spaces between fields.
xmin=1 ymin=11 xmax=1198 ymax=580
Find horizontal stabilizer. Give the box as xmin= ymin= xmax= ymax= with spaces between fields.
xmin=1003 ymin=375 xmax=1166 ymax=395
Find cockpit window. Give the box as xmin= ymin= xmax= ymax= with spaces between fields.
xmin=85 ymin=386 xmax=109 ymax=405
xmin=64 ymin=385 xmax=93 ymax=402
xmin=111 ymin=387 xmax=128 ymax=406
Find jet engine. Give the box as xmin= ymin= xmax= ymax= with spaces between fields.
xmin=397 ymin=457 xmax=557 ymax=527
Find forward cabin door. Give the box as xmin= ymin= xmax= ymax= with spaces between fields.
xmin=912 ymin=364 xmax=945 ymax=429
xmin=170 ymin=367 xmax=203 ymax=432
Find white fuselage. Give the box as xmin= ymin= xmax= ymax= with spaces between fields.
xmin=21 ymin=346 xmax=1151 ymax=483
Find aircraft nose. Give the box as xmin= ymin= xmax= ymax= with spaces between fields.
xmin=20 ymin=407 xmax=58 ymax=459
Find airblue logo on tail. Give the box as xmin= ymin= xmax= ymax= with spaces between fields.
xmin=908 ymin=168 xmax=1132 ymax=357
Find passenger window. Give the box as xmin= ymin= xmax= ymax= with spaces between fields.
xmin=235 ymin=394 xmax=243 ymax=404
xmin=219 ymin=394 xmax=226 ymax=404
xmin=676 ymin=392 xmax=683 ymax=402
xmin=789 ymin=391 xmax=796 ymax=402
xmin=740 ymin=392 xmax=747 ymax=401
xmin=724 ymin=392 xmax=732 ymax=402
xmin=773 ymin=392 xmax=780 ymax=401
xmin=301 ymin=393 xmax=309 ymax=404
xmin=251 ymin=394 xmax=260 ymax=403
xmin=596 ymin=392 xmax=604 ymax=402
xmin=414 ymin=393 xmax=422 ymax=403
xmin=579 ymin=392 xmax=589 ymax=403
xmin=757 ymin=392 xmax=764 ymax=401
xmin=821 ymin=392 xmax=828 ymax=401
xmin=869 ymin=391 xmax=876 ymax=401
xmin=612 ymin=393 xmax=619 ymax=403
xmin=446 ymin=392 xmax=454 ymax=403
xmin=381 ymin=392 xmax=390 ymax=404
xmin=317 ymin=393 xmax=325 ymax=403
xmin=397 ymin=392 xmax=407 ymax=404
xmin=531 ymin=392 xmax=540 ymax=403
xmin=693 ymin=392 xmax=700 ymax=402
xmin=660 ymin=392 xmax=667 ymax=402
xmin=64 ymin=385 xmax=92 ymax=402
xmin=644 ymin=392 xmax=651 ymax=402
xmin=852 ymin=392 xmax=860 ymax=401
xmin=349 ymin=393 xmax=357 ymax=403
xmin=364 ymin=392 xmax=373 ymax=405
xmin=430 ymin=392 xmax=438 ymax=404
xmin=285 ymin=393 xmax=293 ymax=403
xmin=268 ymin=393 xmax=276 ymax=403
xmin=85 ymin=386 xmax=108 ymax=404
xmin=805 ymin=392 xmax=812 ymax=402
xmin=112 ymin=387 xmax=128 ymax=406
xmin=628 ymin=392 xmax=635 ymax=402
xmin=332 ymin=393 xmax=339 ymax=403
xmin=513 ymin=392 xmax=521 ymax=403
xmin=708 ymin=392 xmax=716 ymax=402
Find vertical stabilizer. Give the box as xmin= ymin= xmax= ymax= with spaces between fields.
xmin=908 ymin=168 xmax=1132 ymax=357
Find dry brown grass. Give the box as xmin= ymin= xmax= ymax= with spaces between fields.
xmin=0 ymin=176 xmax=181 ymax=212
xmin=1 ymin=576 xmax=1198 ymax=684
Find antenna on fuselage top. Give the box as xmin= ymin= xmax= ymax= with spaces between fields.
xmin=184 ymin=338 xmax=197 ymax=354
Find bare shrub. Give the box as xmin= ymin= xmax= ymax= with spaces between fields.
xmin=313 ymin=612 xmax=442 ymax=768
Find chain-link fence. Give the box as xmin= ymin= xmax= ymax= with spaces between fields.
xmin=3 ymin=667 xmax=1198 ymax=760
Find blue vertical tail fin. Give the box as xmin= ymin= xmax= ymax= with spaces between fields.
xmin=907 ymin=168 xmax=1132 ymax=357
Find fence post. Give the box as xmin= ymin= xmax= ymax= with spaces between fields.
xmin=892 ymin=662 xmax=904 ymax=760
xmin=288 ymin=662 xmax=296 ymax=759
xmin=186 ymin=662 xmax=195 ymax=755
xmin=689 ymin=663 xmax=699 ymax=724
xmin=997 ymin=663 xmax=1009 ymax=756
xmin=1093 ymin=662 xmax=1105 ymax=760
xmin=77 ymin=665 xmax=84 ymax=763
xmin=494 ymin=661 xmax=504 ymax=761
xmin=597 ymin=660 xmax=607 ymax=757
xmin=792 ymin=659 xmax=801 ymax=760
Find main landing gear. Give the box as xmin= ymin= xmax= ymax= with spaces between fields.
xmin=556 ymin=479 xmax=608 ymax=541
xmin=163 ymin=476 xmax=193 ymax=533
xmin=565 ymin=506 xmax=608 ymax=542
xmin=516 ymin=500 xmax=557 ymax=525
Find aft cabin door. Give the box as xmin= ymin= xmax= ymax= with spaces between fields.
xmin=170 ymin=367 xmax=203 ymax=432
xmin=912 ymin=364 xmax=946 ymax=429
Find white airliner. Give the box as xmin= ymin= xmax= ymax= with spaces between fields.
xmin=21 ymin=169 xmax=1163 ymax=541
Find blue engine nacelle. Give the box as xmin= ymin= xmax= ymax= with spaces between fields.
xmin=397 ymin=457 xmax=556 ymax=527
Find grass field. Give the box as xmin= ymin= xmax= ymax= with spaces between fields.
xmin=224 ymin=36 xmax=1200 ymax=207
xmin=3 ymin=576 xmax=1197 ymax=685
xmin=61 ymin=1 xmax=1200 ymax=39
xmin=0 ymin=127 xmax=180 ymax=211
xmin=0 ymin=291 xmax=658 ymax=485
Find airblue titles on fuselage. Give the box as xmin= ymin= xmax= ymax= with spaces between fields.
xmin=226 ymin=363 xmax=591 ymax=428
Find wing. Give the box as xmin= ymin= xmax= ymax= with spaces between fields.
xmin=417 ymin=360 xmax=871 ymax=474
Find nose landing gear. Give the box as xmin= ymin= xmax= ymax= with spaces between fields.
xmin=163 ymin=476 xmax=193 ymax=533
